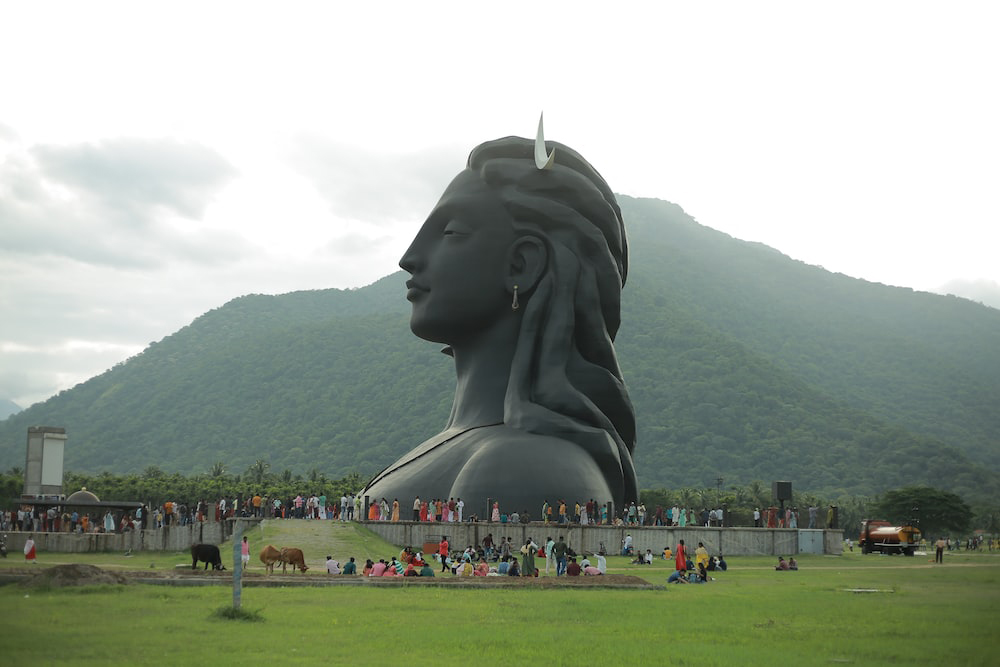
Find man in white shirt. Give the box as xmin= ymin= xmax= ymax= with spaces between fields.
xmin=326 ymin=555 xmax=341 ymax=574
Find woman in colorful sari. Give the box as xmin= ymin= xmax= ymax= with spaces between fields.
xmin=675 ymin=539 xmax=687 ymax=573
xmin=24 ymin=534 xmax=36 ymax=562
xmin=521 ymin=538 xmax=538 ymax=577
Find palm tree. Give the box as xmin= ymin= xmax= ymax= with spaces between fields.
xmin=747 ymin=480 xmax=769 ymax=507
xmin=679 ymin=487 xmax=699 ymax=509
xmin=247 ymin=459 xmax=270 ymax=486
xmin=209 ymin=462 xmax=227 ymax=478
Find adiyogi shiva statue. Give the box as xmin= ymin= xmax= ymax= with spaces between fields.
xmin=363 ymin=117 xmax=638 ymax=515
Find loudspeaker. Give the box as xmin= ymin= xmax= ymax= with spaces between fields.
xmin=772 ymin=481 xmax=792 ymax=501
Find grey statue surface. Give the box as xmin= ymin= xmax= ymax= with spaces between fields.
xmin=363 ymin=129 xmax=638 ymax=515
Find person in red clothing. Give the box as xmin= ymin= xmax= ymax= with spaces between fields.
xmin=566 ymin=557 xmax=582 ymax=576
xmin=438 ymin=537 xmax=449 ymax=572
xmin=675 ymin=539 xmax=687 ymax=572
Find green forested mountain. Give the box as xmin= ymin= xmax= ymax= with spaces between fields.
xmin=0 ymin=399 xmax=21 ymax=421
xmin=2 ymin=196 xmax=998 ymax=501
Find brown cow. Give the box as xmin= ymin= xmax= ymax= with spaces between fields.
xmin=259 ymin=544 xmax=282 ymax=574
xmin=280 ymin=547 xmax=309 ymax=573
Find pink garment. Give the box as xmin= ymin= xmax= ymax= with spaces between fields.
xmin=491 ymin=503 xmax=500 ymax=522
xmin=583 ymin=566 xmax=603 ymax=576
xmin=371 ymin=562 xmax=387 ymax=577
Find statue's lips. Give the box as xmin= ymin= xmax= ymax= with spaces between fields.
xmin=405 ymin=280 xmax=427 ymax=301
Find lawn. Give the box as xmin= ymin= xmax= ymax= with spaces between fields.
xmin=1 ymin=525 xmax=997 ymax=666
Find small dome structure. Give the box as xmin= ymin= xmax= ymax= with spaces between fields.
xmin=65 ymin=487 xmax=100 ymax=504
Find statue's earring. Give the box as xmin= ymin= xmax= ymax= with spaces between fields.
xmin=511 ymin=285 xmax=519 ymax=311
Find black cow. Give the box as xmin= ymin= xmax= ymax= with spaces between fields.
xmin=191 ymin=543 xmax=225 ymax=571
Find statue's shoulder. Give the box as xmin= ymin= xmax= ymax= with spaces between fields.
xmin=457 ymin=424 xmax=593 ymax=456
xmin=451 ymin=425 xmax=612 ymax=500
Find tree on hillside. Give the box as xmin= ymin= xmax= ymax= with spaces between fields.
xmin=247 ymin=459 xmax=270 ymax=486
xmin=874 ymin=486 xmax=971 ymax=537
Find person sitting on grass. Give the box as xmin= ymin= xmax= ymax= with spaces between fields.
xmin=497 ymin=556 xmax=510 ymax=575
xmin=788 ymin=557 xmax=798 ymax=571
xmin=362 ymin=559 xmax=374 ymax=576
xmin=342 ymin=557 xmax=357 ymax=575
xmin=566 ymin=557 xmax=582 ymax=576
xmin=775 ymin=556 xmax=790 ymax=571
xmin=508 ymin=557 xmax=521 ymax=577
xmin=708 ymin=554 xmax=727 ymax=572
xmin=370 ymin=559 xmax=387 ymax=576
xmin=662 ymin=546 xmax=672 ymax=561
xmin=419 ymin=562 xmax=435 ymax=577
xmin=697 ymin=562 xmax=711 ymax=582
xmin=403 ymin=563 xmax=419 ymax=576
xmin=667 ymin=570 xmax=689 ymax=584
xmin=583 ymin=563 xmax=603 ymax=575
xmin=325 ymin=555 xmax=341 ymax=574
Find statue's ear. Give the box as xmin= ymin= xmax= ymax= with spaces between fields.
xmin=505 ymin=235 xmax=547 ymax=294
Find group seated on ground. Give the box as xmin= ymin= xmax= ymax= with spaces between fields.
xmin=578 ymin=554 xmax=607 ymax=575
xmin=667 ymin=562 xmax=713 ymax=584
xmin=775 ymin=556 xmax=797 ymax=571
xmin=354 ymin=544 xmax=544 ymax=578
xmin=632 ymin=549 xmax=655 ymax=565
xmin=707 ymin=554 xmax=727 ymax=571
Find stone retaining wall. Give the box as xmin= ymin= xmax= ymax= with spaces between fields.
xmin=2 ymin=519 xmax=250 ymax=554
xmin=1 ymin=519 xmax=841 ymax=556
xmin=360 ymin=521 xmax=842 ymax=556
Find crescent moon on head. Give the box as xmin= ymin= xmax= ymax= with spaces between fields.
xmin=535 ymin=112 xmax=555 ymax=170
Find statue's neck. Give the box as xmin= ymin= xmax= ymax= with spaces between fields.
xmin=446 ymin=324 xmax=517 ymax=430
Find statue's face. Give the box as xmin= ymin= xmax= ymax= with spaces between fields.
xmin=400 ymin=169 xmax=517 ymax=345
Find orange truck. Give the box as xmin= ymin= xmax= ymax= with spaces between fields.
xmin=859 ymin=519 xmax=921 ymax=556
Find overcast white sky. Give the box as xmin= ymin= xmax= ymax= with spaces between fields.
xmin=2 ymin=1 xmax=998 ymax=410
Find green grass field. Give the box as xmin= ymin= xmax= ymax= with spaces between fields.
xmin=1 ymin=522 xmax=998 ymax=666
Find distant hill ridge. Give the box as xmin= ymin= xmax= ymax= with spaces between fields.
xmin=1 ymin=195 xmax=997 ymax=501
xmin=0 ymin=399 xmax=21 ymax=421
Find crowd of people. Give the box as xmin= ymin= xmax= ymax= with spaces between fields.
xmin=664 ymin=539 xmax=728 ymax=584
xmin=322 ymin=535 xmax=612 ymax=579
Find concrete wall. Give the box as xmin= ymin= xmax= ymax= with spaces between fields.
xmin=3 ymin=520 xmax=244 ymax=554
xmin=360 ymin=521 xmax=844 ymax=556
xmin=2 ymin=520 xmax=845 ymax=557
